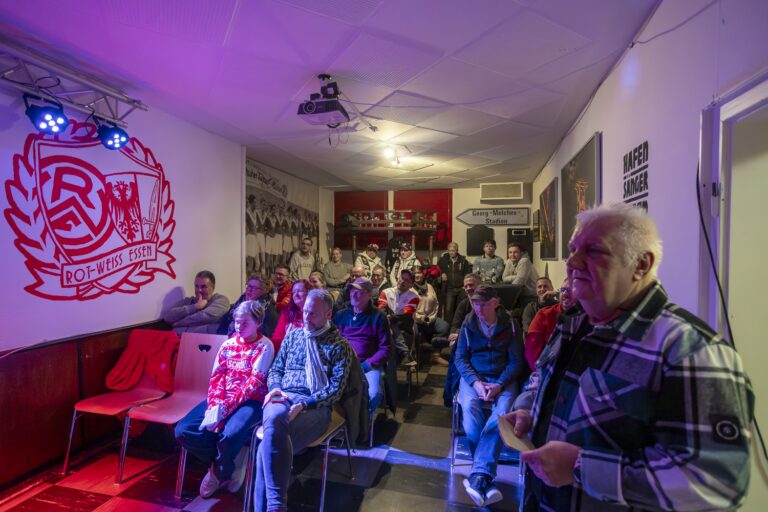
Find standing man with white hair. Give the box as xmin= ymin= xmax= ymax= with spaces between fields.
xmin=503 ymin=203 xmax=754 ymax=511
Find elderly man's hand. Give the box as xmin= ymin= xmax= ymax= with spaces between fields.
xmin=448 ymin=333 xmax=459 ymax=346
xmin=502 ymin=409 xmax=532 ymax=437
xmin=521 ymin=441 xmax=581 ymax=487
xmin=483 ymin=382 xmax=502 ymax=401
xmin=288 ymin=402 xmax=305 ymax=421
xmin=194 ymin=298 xmax=208 ymax=310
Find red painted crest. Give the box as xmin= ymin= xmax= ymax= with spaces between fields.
xmin=4 ymin=120 xmax=176 ymax=300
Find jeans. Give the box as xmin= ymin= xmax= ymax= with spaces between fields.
xmin=174 ymin=399 xmax=262 ymax=480
xmin=254 ymin=391 xmax=332 ymax=512
xmin=444 ymin=287 xmax=463 ymax=323
xmin=364 ymin=367 xmax=383 ymax=413
xmin=457 ymin=379 xmax=517 ymax=478
xmin=418 ymin=317 xmax=450 ymax=340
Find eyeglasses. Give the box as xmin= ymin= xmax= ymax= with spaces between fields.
xmin=559 ymin=287 xmax=571 ymax=293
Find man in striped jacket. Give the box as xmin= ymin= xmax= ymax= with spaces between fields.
xmin=504 ymin=203 xmax=754 ymax=511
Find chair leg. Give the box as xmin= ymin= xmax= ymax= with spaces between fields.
xmin=368 ymin=411 xmax=375 ymax=448
xmin=174 ymin=447 xmax=187 ymax=499
xmin=319 ymin=440 xmax=330 ymax=512
xmin=450 ymin=398 xmax=458 ymax=468
xmin=116 ymin=416 xmax=131 ymax=484
xmin=342 ymin=427 xmax=354 ymax=479
xmin=243 ymin=427 xmax=259 ymax=512
xmin=62 ymin=410 xmax=80 ymax=475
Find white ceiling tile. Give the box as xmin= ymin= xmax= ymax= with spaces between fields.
xmin=329 ymin=31 xmax=443 ymax=88
xmin=401 ymin=58 xmax=527 ymax=104
xmin=510 ymin=95 xmax=569 ymax=128
xmin=428 ymin=175 xmax=471 ymax=185
xmin=357 ymin=119 xmax=415 ymax=141
xmin=441 ymin=155 xmax=498 ymax=171
xmin=411 ymin=164 xmax=467 ymax=176
xmin=432 ymin=120 xmax=545 ymax=154
xmin=410 ymin=149 xmax=462 ymax=164
xmin=469 ymin=85 xmax=566 ymax=119
xmin=276 ymin=0 xmax=383 ymax=25
xmin=364 ymin=167 xmax=409 ymax=178
xmin=417 ymin=107 xmax=506 ymax=135
xmin=454 ymin=10 xmax=592 ymax=81
xmin=381 ymin=158 xmax=434 ymax=172
xmin=227 ymin=1 xmax=357 ymax=68
xmin=472 ymin=135 xmax=553 ymax=161
xmin=388 ymin=127 xmax=457 ymax=146
xmin=363 ymin=0 xmax=521 ymax=53
xmin=453 ymin=168 xmax=501 ymax=179
xmin=364 ymin=91 xmax=447 ymax=125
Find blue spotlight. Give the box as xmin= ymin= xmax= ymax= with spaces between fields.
xmin=24 ymin=94 xmax=68 ymax=134
xmin=97 ymin=123 xmax=129 ymax=150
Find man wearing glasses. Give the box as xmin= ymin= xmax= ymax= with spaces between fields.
xmin=218 ymin=274 xmax=279 ymax=338
xmin=272 ymin=265 xmax=292 ymax=312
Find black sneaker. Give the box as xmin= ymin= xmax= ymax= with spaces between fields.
xmin=462 ymin=472 xmax=489 ymax=507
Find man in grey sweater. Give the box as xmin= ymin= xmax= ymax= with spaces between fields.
xmin=163 ymin=270 xmax=230 ymax=335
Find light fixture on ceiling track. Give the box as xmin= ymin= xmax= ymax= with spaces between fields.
xmin=23 ymin=93 xmax=68 ymax=134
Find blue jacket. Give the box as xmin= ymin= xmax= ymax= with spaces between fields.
xmin=455 ymin=307 xmax=522 ymax=388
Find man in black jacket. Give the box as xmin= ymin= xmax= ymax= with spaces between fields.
xmin=437 ymin=242 xmax=471 ymax=323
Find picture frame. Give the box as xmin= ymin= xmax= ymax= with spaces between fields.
xmin=532 ymin=209 xmax=540 ymax=243
xmin=561 ymin=132 xmax=602 ymax=259
xmin=539 ymin=177 xmax=558 ymax=260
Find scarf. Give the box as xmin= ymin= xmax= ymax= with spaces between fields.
xmin=303 ymin=322 xmax=331 ymax=393
xmin=414 ymin=281 xmax=428 ymax=296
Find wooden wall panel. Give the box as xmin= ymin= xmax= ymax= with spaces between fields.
xmin=334 ymin=191 xmax=388 ymax=251
xmin=393 ymin=189 xmax=452 ymax=251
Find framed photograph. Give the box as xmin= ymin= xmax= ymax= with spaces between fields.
xmin=532 ymin=209 xmax=540 ymax=243
xmin=539 ymin=177 xmax=558 ymax=260
xmin=561 ymin=132 xmax=602 ymax=259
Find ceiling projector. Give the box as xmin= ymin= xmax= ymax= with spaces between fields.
xmin=297 ymin=96 xmax=349 ymax=125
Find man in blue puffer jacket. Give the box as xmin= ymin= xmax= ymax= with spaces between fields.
xmin=455 ymin=285 xmax=523 ymax=507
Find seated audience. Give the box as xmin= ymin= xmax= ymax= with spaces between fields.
xmin=521 ymin=277 xmax=557 ymax=333
xmin=333 ymin=277 xmax=392 ymax=413
xmin=437 ymin=242 xmax=471 ymax=323
xmin=370 ymin=264 xmax=389 ymax=294
xmin=355 ymin=243 xmax=382 ymax=278
xmin=472 ymin=240 xmax=504 ymax=284
xmin=289 ymin=237 xmax=316 ymax=281
xmin=455 ymin=285 xmax=523 ymax=507
xmin=163 ymin=270 xmax=230 ymax=334
xmin=218 ymin=274 xmax=279 ymax=338
xmin=255 ymin=289 xmax=354 ymax=512
xmin=175 ymin=301 xmax=274 ymax=498
xmin=523 ymin=279 xmax=574 ymax=371
xmin=412 ymin=266 xmax=450 ymax=365
xmin=502 ymin=243 xmax=539 ymax=300
xmin=271 ymin=279 xmax=310 ymax=350
xmin=389 ymin=242 xmax=421 ymax=286
xmin=323 ymin=247 xmax=352 ymax=288
xmin=271 ymin=265 xmax=292 ymax=312
xmin=378 ymin=268 xmax=419 ymax=366
xmin=308 ymin=271 xmax=327 ymax=289
xmin=504 ymin=203 xmax=753 ymax=511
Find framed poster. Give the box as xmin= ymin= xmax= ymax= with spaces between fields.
xmin=532 ymin=209 xmax=540 ymax=243
xmin=561 ymin=132 xmax=602 ymax=258
xmin=539 ymin=177 xmax=558 ymax=260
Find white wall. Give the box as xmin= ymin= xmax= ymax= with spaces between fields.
xmin=531 ymin=0 xmax=768 ymax=311
xmin=0 ymin=89 xmax=244 ymax=350
xmin=529 ymin=1 xmax=768 ymax=508
xmin=452 ymin=187 xmax=533 ymax=263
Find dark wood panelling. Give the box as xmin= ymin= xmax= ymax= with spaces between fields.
xmin=0 ymin=321 xmax=167 ymax=490
xmin=393 ymin=189 xmax=452 ymax=251
xmin=334 ymin=191 xmax=389 ymax=250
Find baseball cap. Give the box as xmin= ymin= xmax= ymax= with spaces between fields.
xmin=366 ymin=243 xmax=379 ymax=251
xmin=470 ymin=285 xmax=498 ymax=302
xmin=399 ymin=242 xmax=412 ymax=251
xmin=347 ymin=277 xmax=373 ymax=293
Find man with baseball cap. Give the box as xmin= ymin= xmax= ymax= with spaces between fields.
xmin=455 ymin=285 xmax=524 ymax=507
xmin=334 ymin=277 xmax=392 ymax=412
xmin=389 ymin=241 xmax=421 ymax=286
xmin=355 ymin=243 xmax=382 ymax=279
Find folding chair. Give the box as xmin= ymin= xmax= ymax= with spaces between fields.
xmin=115 ymin=332 xmax=226 ymax=492
xmin=62 ymin=329 xmax=174 ymax=475
xmin=243 ymin=405 xmax=353 ymax=512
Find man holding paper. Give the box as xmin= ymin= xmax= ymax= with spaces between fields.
xmin=254 ymin=289 xmax=354 ymax=512
xmin=455 ymin=285 xmax=524 ymax=507
xmin=503 ymin=204 xmax=753 ymax=511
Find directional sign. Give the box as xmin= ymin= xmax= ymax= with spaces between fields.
xmin=456 ymin=208 xmax=530 ymax=226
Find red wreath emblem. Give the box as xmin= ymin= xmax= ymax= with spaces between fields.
xmin=4 ymin=120 xmax=176 ymax=300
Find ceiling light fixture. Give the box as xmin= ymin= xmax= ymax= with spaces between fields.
xmin=383 ymin=147 xmax=395 ymax=159
xmin=95 ymin=118 xmax=129 ymax=150
xmin=23 ymin=93 xmax=68 ymax=134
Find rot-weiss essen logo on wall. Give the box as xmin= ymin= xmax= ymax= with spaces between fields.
xmin=4 ymin=121 xmax=176 ymax=300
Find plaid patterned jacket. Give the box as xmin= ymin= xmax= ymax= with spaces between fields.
xmin=514 ymin=282 xmax=754 ymax=511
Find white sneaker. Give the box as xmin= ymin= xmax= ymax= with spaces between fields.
xmin=226 ymin=446 xmax=249 ymax=493
xmin=199 ymin=468 xmax=225 ymax=498
xmin=485 ymin=482 xmax=503 ymax=506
